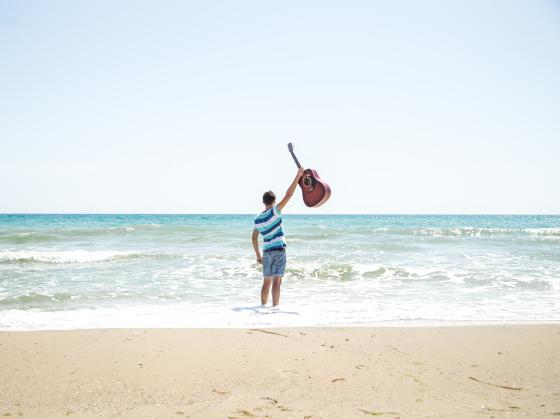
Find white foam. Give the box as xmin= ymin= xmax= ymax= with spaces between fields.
xmin=0 ymin=250 xmax=142 ymax=264
xmin=526 ymin=227 xmax=560 ymax=235
xmin=1 ymin=295 xmax=559 ymax=331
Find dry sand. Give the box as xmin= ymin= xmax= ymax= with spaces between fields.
xmin=0 ymin=325 xmax=559 ymax=418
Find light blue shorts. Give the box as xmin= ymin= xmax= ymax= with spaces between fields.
xmin=263 ymin=249 xmax=286 ymax=277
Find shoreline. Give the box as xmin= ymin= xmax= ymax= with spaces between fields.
xmin=3 ymin=319 xmax=560 ymax=333
xmin=3 ymin=320 xmax=560 ymax=332
xmin=1 ymin=325 xmax=559 ymax=418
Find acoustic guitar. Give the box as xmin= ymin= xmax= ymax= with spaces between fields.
xmin=287 ymin=142 xmax=331 ymax=208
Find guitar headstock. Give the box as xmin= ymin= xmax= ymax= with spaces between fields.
xmin=287 ymin=142 xmax=294 ymax=153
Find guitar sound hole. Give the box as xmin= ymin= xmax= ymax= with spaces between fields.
xmin=303 ymin=176 xmax=312 ymax=187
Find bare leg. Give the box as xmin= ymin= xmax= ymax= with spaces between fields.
xmin=261 ymin=277 xmax=272 ymax=305
xmin=272 ymin=276 xmax=283 ymax=306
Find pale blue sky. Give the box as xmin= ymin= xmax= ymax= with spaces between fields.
xmin=1 ymin=0 xmax=559 ymax=214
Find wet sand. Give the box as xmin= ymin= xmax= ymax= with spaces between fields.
xmin=1 ymin=325 xmax=559 ymax=418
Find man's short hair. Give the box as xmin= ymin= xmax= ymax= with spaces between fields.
xmin=263 ymin=191 xmax=276 ymax=205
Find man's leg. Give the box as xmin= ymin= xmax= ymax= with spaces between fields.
xmin=261 ymin=277 xmax=272 ymax=305
xmin=272 ymin=276 xmax=282 ymax=306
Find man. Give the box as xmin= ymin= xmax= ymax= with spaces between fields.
xmin=252 ymin=167 xmax=305 ymax=306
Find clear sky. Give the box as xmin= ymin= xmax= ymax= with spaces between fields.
xmin=1 ymin=0 xmax=559 ymax=214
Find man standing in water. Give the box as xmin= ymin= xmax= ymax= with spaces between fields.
xmin=252 ymin=168 xmax=305 ymax=306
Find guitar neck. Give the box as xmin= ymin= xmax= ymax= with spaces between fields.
xmin=289 ymin=149 xmax=303 ymax=169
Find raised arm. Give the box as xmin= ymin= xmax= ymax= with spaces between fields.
xmin=277 ymin=167 xmax=305 ymax=212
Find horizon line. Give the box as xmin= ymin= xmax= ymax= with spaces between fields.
xmin=1 ymin=213 xmax=559 ymax=216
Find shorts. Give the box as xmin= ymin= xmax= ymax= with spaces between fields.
xmin=263 ymin=249 xmax=286 ymax=277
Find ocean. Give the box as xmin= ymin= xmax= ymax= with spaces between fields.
xmin=0 ymin=214 xmax=559 ymax=330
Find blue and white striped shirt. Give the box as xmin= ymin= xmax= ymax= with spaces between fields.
xmin=254 ymin=206 xmax=286 ymax=251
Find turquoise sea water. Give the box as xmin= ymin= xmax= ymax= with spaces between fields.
xmin=0 ymin=214 xmax=559 ymax=330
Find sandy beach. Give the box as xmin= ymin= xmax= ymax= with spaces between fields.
xmin=0 ymin=325 xmax=558 ymax=418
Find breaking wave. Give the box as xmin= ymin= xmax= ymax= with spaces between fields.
xmin=0 ymin=250 xmax=152 ymax=264
xmin=412 ymin=227 xmax=560 ymax=239
xmin=0 ymin=292 xmax=74 ymax=306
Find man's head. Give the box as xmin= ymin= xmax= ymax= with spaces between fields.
xmin=262 ymin=191 xmax=276 ymax=206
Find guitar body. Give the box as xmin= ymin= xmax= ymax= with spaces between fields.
xmin=299 ymin=168 xmax=331 ymax=208
xmin=287 ymin=142 xmax=331 ymax=208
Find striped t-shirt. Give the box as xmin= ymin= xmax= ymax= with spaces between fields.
xmin=254 ymin=206 xmax=286 ymax=251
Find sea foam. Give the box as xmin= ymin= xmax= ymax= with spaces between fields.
xmin=0 ymin=250 xmax=143 ymax=264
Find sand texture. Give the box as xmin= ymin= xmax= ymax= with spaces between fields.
xmin=1 ymin=325 xmax=559 ymax=418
